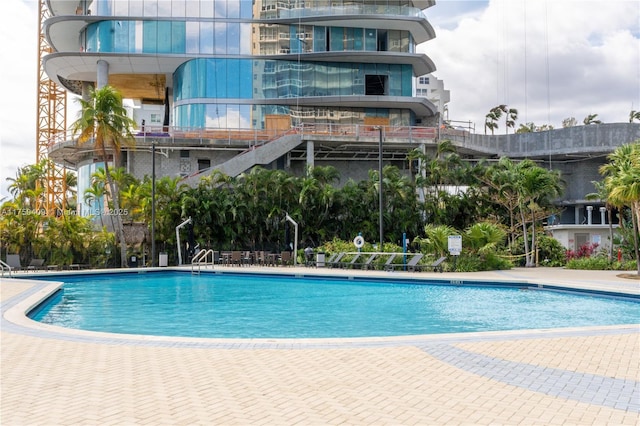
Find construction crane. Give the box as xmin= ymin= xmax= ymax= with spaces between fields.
xmin=36 ymin=0 xmax=68 ymax=216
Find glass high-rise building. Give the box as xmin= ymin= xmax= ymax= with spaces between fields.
xmin=45 ymin=0 xmax=440 ymax=198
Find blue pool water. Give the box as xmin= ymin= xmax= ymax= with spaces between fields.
xmin=29 ymin=272 xmax=639 ymax=339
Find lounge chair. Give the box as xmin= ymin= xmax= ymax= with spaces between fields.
xmin=385 ymin=253 xmax=423 ymax=272
xmin=6 ymin=254 xmax=22 ymax=271
xmin=27 ymin=258 xmax=45 ymax=271
xmin=354 ymin=253 xmax=377 ymax=270
xmin=405 ymin=254 xmax=425 ymax=272
xmin=340 ymin=253 xmax=362 ymax=269
xmin=360 ymin=253 xmax=378 ymax=269
xmin=426 ymin=256 xmax=447 ymax=273
xmin=382 ymin=254 xmax=397 ymax=271
xmin=327 ymin=252 xmax=345 ymax=268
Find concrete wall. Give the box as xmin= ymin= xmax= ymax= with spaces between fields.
xmin=546 ymin=225 xmax=618 ymax=252
xmin=449 ymin=123 xmax=640 ymax=158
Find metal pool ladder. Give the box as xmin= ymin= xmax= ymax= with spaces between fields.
xmin=0 ymin=260 xmax=12 ymax=277
xmin=191 ymin=249 xmax=216 ymax=274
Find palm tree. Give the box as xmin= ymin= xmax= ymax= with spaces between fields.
xmin=583 ymin=114 xmax=602 ymax=125
xmin=464 ymin=222 xmax=507 ymax=257
xmin=481 ymin=157 xmax=521 ymax=251
xmin=484 ymin=106 xmax=502 ymax=135
xmin=600 ymin=142 xmax=640 ymax=274
xmin=414 ymin=224 xmax=456 ymax=258
xmin=630 ymin=110 xmax=640 ymax=123
xmin=518 ymin=164 xmax=563 ymax=267
xmin=516 ymin=122 xmax=536 ymax=134
xmin=84 ymin=182 xmax=107 ymax=227
xmin=585 ymin=180 xmax=615 ymax=261
xmin=71 ymin=85 xmax=136 ymax=267
xmin=7 ymin=160 xmax=47 ymax=210
xmin=503 ymin=107 xmax=518 ymax=134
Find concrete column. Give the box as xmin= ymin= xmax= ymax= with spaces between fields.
xmin=599 ymin=207 xmax=607 ymax=224
xmin=306 ymin=140 xmax=314 ymax=170
xmin=575 ymin=206 xmax=581 ymax=225
xmin=96 ymin=60 xmax=109 ymax=89
xmin=586 ymin=205 xmax=593 ymax=225
xmin=81 ymin=81 xmax=93 ymax=101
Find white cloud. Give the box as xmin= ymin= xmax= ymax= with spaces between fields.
xmin=0 ymin=0 xmax=39 ymax=199
xmin=421 ymin=0 xmax=640 ymax=131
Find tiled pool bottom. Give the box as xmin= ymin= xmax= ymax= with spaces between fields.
xmin=2 ymin=268 xmax=639 ymax=424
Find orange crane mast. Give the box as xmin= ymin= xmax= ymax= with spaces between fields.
xmin=36 ymin=0 xmax=68 ymax=216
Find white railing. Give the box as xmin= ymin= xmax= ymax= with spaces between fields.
xmin=191 ymin=249 xmax=216 ymax=274
xmin=0 ymin=260 xmax=12 ymax=277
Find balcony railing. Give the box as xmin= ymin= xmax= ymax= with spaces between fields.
xmin=47 ymin=124 xmax=439 ymax=153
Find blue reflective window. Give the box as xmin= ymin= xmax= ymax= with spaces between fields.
xmin=185 ymin=21 xmax=199 ymax=53
xmin=227 ymin=23 xmax=240 ymax=54
xmin=96 ymin=21 xmax=114 ymax=52
xmin=172 ymin=22 xmax=186 ymax=53
xmin=330 ymin=27 xmax=343 ymax=51
xmin=142 ymin=21 xmax=157 ymax=53
xmin=365 ymin=29 xmax=377 ymax=51
xmin=313 ymin=27 xmax=326 ymax=52
xmin=200 ymin=22 xmax=213 ymax=54
xmin=157 ymin=21 xmax=172 ymax=53
xmin=214 ymin=22 xmax=227 ymax=54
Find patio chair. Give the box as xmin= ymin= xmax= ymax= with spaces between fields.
xmin=6 ymin=254 xmax=22 ymax=271
xmin=230 ymin=251 xmax=243 ymax=266
xmin=27 ymin=258 xmax=45 ymax=272
xmin=425 ymin=256 xmax=447 ymax=273
xmin=324 ymin=253 xmax=338 ymax=264
xmin=327 ymin=252 xmax=345 ymax=268
xmin=255 ymin=251 xmax=267 ymax=266
xmin=353 ymin=253 xmax=377 ymax=270
xmin=382 ymin=254 xmax=397 ymax=271
xmin=406 ymin=254 xmax=425 ymax=272
xmin=280 ymin=251 xmax=292 ymax=266
xmin=341 ymin=253 xmax=362 ymax=269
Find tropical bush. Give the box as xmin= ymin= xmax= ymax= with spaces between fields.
xmin=565 ymin=257 xmax=634 ymax=271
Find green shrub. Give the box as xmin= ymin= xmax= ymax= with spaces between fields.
xmin=536 ymin=235 xmax=567 ymax=267
xmin=566 ymin=256 xmax=612 ymax=270
xmin=449 ymin=253 xmax=512 ymax=272
xmin=566 ymin=257 xmax=638 ymax=271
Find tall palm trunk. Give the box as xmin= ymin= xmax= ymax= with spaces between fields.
xmin=607 ymin=206 xmax=613 ymax=261
xmin=102 ymin=149 xmax=128 ymax=267
xmin=632 ymin=204 xmax=640 ymax=275
xmin=520 ymin=207 xmax=533 ymax=267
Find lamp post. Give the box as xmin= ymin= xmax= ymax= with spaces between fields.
xmin=151 ymin=140 xmax=156 ymax=267
xmin=377 ymin=126 xmax=384 ymax=249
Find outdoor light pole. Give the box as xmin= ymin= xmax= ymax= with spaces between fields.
xmin=151 ymin=140 xmax=156 ymax=267
xmin=377 ymin=126 xmax=384 ymax=249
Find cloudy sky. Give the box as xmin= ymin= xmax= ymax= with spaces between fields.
xmin=1 ymin=0 xmax=639 ymax=199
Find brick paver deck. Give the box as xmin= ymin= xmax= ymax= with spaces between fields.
xmin=1 ymin=267 xmax=638 ymax=425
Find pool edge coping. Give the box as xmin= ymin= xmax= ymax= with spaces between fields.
xmin=2 ymin=268 xmax=639 ymax=349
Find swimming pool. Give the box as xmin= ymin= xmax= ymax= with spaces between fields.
xmin=28 ymin=271 xmax=639 ymax=339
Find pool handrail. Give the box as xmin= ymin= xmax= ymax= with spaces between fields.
xmin=191 ymin=249 xmax=216 ymax=274
xmin=0 ymin=259 xmax=12 ymax=277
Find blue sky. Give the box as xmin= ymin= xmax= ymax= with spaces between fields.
xmin=1 ymin=0 xmax=639 ymax=199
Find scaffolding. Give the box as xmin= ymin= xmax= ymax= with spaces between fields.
xmin=36 ymin=0 xmax=68 ymax=216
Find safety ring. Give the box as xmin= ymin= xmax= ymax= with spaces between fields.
xmin=353 ymin=235 xmax=365 ymax=249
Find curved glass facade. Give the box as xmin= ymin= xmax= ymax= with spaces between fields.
xmin=172 ymin=58 xmax=413 ymax=128
xmin=84 ymin=21 xmax=413 ymax=55
xmin=51 ymin=0 xmax=436 ymax=129
xmin=91 ymin=0 xmax=425 ymax=20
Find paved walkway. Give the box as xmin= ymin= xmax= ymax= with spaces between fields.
xmin=1 ymin=267 xmax=639 ymax=425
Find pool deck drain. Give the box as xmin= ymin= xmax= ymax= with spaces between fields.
xmin=2 ymin=267 xmax=639 ymax=425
